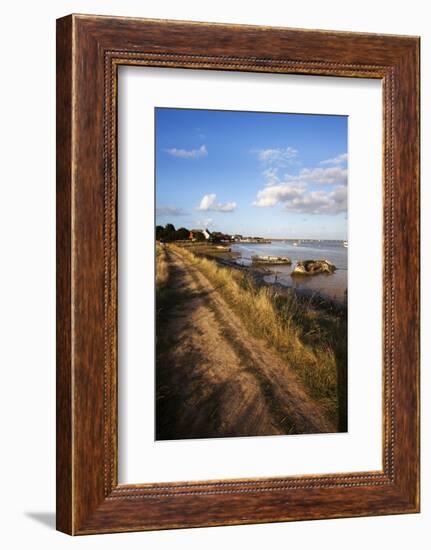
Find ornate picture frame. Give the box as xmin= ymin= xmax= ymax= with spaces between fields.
xmin=56 ymin=14 xmax=420 ymax=534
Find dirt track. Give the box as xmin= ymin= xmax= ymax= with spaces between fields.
xmin=156 ymin=247 xmax=336 ymax=440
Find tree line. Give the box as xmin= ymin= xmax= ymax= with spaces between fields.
xmin=156 ymin=223 xmax=205 ymax=242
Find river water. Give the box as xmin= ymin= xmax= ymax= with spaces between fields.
xmin=231 ymin=241 xmax=348 ymax=303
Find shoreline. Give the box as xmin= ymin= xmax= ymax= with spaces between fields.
xmin=200 ymin=251 xmax=347 ymax=313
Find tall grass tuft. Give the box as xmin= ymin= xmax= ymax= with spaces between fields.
xmin=156 ymin=243 xmax=169 ymax=290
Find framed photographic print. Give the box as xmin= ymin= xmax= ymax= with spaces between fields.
xmin=56 ymin=14 xmax=420 ymax=534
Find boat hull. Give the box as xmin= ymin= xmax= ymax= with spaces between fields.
xmin=251 ymin=255 xmax=292 ymax=265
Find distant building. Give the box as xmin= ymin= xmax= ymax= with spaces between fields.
xmin=189 ymin=228 xmax=211 ymax=241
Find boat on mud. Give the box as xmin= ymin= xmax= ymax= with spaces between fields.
xmin=252 ymin=255 xmax=292 ymax=265
xmin=291 ymin=259 xmax=336 ymax=276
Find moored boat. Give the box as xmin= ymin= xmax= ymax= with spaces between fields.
xmin=252 ymin=255 xmax=292 ymax=265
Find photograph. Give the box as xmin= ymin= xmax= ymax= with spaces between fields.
xmin=0 ymin=1 xmax=423 ymax=543
xmin=155 ymin=107 xmax=348 ymax=440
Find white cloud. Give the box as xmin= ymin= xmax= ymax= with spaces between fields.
xmin=257 ymin=147 xmax=298 ymax=164
xmin=296 ymin=166 xmax=347 ymax=186
xmin=253 ymin=149 xmax=347 ymax=214
xmin=283 ymin=186 xmax=347 ymax=215
xmin=164 ymin=144 xmax=208 ymax=159
xmin=253 ymin=184 xmax=306 ymax=208
xmin=254 ymin=183 xmax=347 ymax=214
xmin=254 ymin=147 xmax=299 ymax=184
xmin=156 ymin=205 xmax=186 ymax=216
xmin=197 ymin=193 xmax=236 ymax=212
xmin=254 ymin=165 xmax=347 ymax=209
xmin=197 ymin=193 xmax=237 ymax=213
xmin=262 ymin=167 xmax=280 ymax=183
xmin=320 ymin=153 xmax=348 ymax=165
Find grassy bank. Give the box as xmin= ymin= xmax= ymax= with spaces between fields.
xmin=172 ymin=243 xmax=347 ymax=429
xmin=156 ymin=243 xmax=169 ymax=289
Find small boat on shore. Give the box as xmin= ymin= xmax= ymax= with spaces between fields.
xmin=291 ymin=259 xmax=336 ymax=276
xmin=252 ymin=255 xmax=292 ymax=265
xmin=343 ymin=240 xmax=348 ymax=248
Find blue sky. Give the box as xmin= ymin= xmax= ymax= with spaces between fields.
xmin=155 ymin=108 xmax=347 ymax=239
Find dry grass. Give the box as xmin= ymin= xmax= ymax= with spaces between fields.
xmin=172 ymin=244 xmax=347 ymax=428
xmin=156 ymin=243 xmax=169 ymax=289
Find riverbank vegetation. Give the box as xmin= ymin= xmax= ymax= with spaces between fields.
xmin=170 ymin=243 xmax=347 ymax=429
xmin=156 ymin=242 xmax=169 ymax=289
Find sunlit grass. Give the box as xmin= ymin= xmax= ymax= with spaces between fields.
xmin=156 ymin=243 xmax=169 ymax=289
